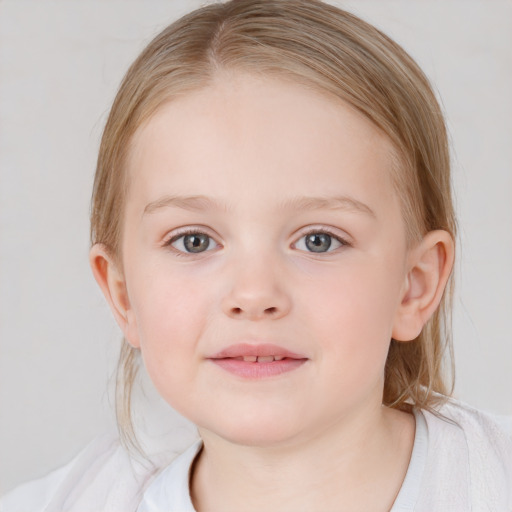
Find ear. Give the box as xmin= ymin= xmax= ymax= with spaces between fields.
xmin=392 ymin=230 xmax=455 ymax=342
xmin=89 ymin=244 xmax=140 ymax=348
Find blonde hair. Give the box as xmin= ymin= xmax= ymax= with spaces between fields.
xmin=90 ymin=0 xmax=456 ymax=450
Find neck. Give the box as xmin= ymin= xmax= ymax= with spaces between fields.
xmin=191 ymin=404 xmax=415 ymax=512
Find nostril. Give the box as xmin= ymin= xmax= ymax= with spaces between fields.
xmin=229 ymin=306 xmax=278 ymax=317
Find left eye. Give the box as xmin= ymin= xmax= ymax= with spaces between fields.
xmin=294 ymin=232 xmax=344 ymax=253
xmin=169 ymin=232 xmax=217 ymax=254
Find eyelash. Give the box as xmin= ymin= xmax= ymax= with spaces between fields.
xmin=163 ymin=226 xmax=351 ymax=257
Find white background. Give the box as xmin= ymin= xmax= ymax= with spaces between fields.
xmin=1 ymin=0 xmax=511 ymax=494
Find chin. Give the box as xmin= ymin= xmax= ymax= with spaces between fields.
xmin=219 ymin=426 xmax=301 ymax=448
xmin=200 ymin=411 xmax=304 ymax=448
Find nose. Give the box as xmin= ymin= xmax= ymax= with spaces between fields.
xmin=221 ymin=256 xmax=292 ymax=321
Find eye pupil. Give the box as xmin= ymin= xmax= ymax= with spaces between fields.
xmin=184 ymin=234 xmax=209 ymax=253
xmin=305 ymin=233 xmax=331 ymax=252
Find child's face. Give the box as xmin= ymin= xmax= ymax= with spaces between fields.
xmin=119 ymin=71 xmax=413 ymax=445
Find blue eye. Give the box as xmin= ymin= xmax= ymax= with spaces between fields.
xmin=168 ymin=232 xmax=217 ymax=254
xmin=295 ymin=231 xmax=345 ymax=253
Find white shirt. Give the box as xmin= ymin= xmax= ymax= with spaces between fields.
xmin=2 ymin=399 xmax=512 ymax=511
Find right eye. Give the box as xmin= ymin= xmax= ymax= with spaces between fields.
xmin=166 ymin=230 xmax=218 ymax=254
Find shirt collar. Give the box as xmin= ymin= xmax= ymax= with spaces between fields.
xmin=137 ymin=439 xmax=202 ymax=512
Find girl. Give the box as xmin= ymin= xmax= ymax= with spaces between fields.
xmin=2 ymin=0 xmax=511 ymax=510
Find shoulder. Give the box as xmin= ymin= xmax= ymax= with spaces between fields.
xmin=419 ymin=397 xmax=512 ymax=510
xmin=425 ymin=397 xmax=512 ymax=455
xmin=0 ymin=434 xmax=163 ymax=512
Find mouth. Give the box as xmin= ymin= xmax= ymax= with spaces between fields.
xmin=208 ymin=343 xmax=308 ymax=379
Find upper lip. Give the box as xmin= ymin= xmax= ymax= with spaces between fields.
xmin=210 ymin=343 xmax=307 ymax=359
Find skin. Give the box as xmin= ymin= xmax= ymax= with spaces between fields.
xmin=91 ymin=71 xmax=454 ymax=511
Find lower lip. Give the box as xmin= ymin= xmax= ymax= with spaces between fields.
xmin=210 ymin=358 xmax=307 ymax=379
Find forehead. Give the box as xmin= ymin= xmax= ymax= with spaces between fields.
xmin=126 ymin=71 xmax=399 ymax=218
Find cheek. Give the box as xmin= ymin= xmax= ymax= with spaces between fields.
xmin=131 ymin=255 xmax=217 ymax=328
xmin=303 ymin=252 xmax=402 ymax=322
xmin=300 ymin=255 xmax=404 ymax=367
xmin=128 ymin=266 xmax=215 ymax=389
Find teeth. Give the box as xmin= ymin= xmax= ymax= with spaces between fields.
xmin=237 ymin=355 xmax=286 ymax=362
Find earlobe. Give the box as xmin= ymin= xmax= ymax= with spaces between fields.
xmin=89 ymin=244 xmax=140 ymax=348
xmin=392 ymin=230 xmax=455 ymax=342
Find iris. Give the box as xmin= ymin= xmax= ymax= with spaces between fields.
xmin=183 ymin=234 xmax=210 ymax=253
xmin=305 ymin=233 xmax=332 ymax=253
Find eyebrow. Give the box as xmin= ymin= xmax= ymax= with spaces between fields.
xmin=143 ymin=195 xmax=229 ymax=215
xmin=279 ymin=195 xmax=376 ymax=218
xmin=143 ymin=194 xmax=376 ymax=218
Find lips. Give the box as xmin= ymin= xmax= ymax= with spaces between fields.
xmin=208 ymin=343 xmax=308 ymax=379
